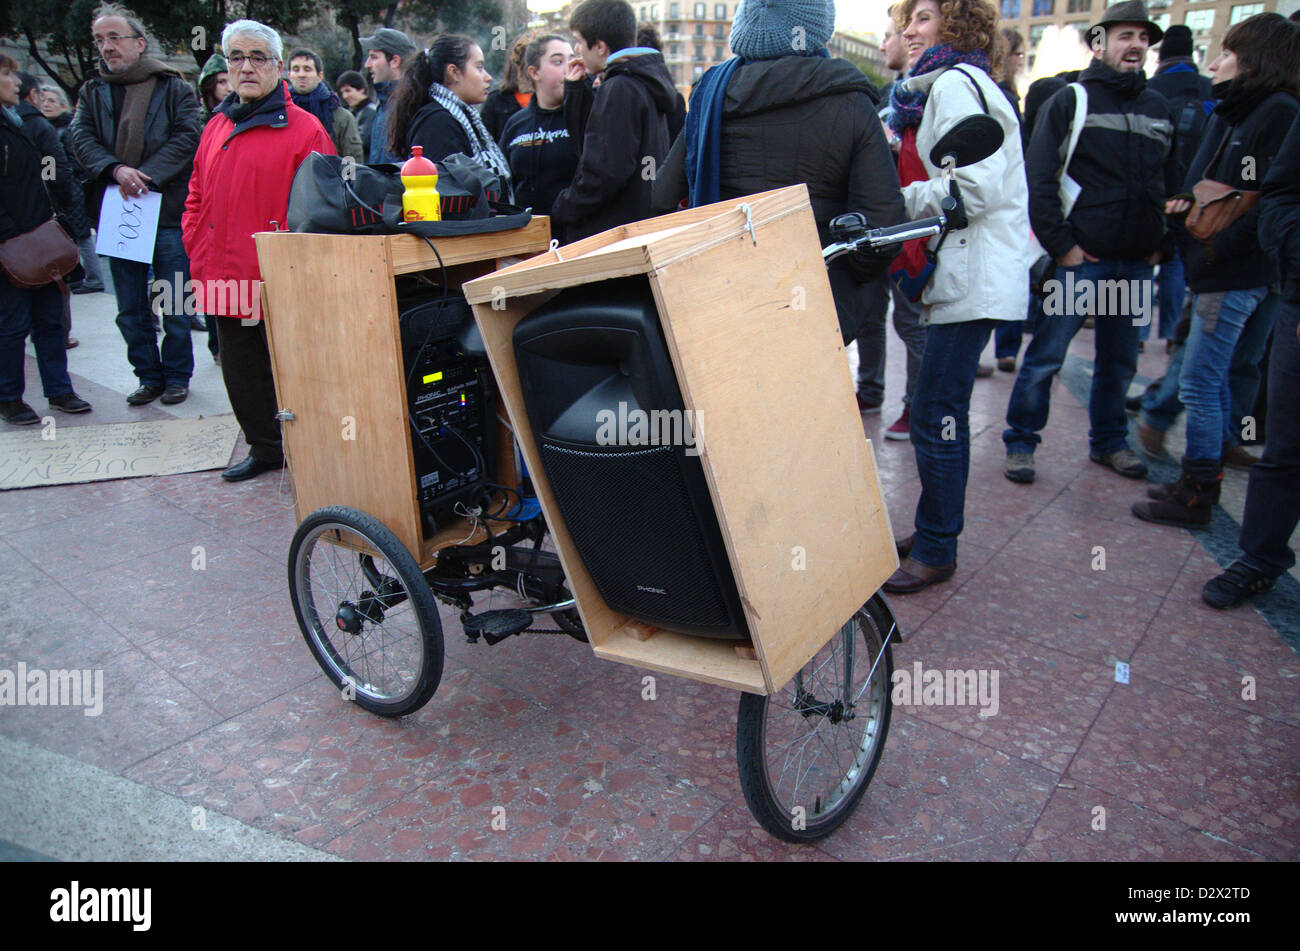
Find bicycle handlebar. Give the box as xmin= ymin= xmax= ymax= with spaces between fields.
xmin=822 ymin=214 xmax=947 ymax=264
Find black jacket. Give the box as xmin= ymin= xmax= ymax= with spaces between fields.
xmin=551 ymin=52 xmax=677 ymax=241
xmin=499 ymin=98 xmax=578 ymax=225
xmin=1026 ymin=59 xmax=1177 ymax=261
xmin=15 ymin=101 xmax=88 ymax=241
xmin=1183 ymin=89 xmax=1300 ymax=294
xmin=1260 ymin=112 xmax=1300 ymax=304
xmin=70 ymin=68 xmax=201 ymax=229
xmin=481 ymin=88 xmax=524 ymax=143
xmin=0 ymin=110 xmax=54 ymax=243
xmin=352 ymin=100 xmax=377 ymax=155
xmin=406 ymin=99 xmax=474 ymax=164
xmin=651 ymin=55 xmax=906 ymax=342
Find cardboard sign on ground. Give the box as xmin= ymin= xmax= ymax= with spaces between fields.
xmin=0 ymin=416 xmax=242 ymax=490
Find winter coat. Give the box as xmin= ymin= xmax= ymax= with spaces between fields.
xmin=15 ymin=101 xmax=89 ymax=241
xmin=481 ymin=88 xmax=524 ymax=143
xmin=1026 ymin=59 xmax=1177 ymax=262
xmin=406 ymin=98 xmax=474 ymax=164
xmin=369 ymin=80 xmax=400 ymax=164
xmin=330 ymin=106 xmax=364 ymax=162
xmin=1260 ymin=112 xmax=1300 ymax=304
xmin=1182 ymin=89 xmax=1300 ymax=294
xmin=70 ymin=68 xmax=201 ymax=228
xmin=898 ymin=64 xmax=1030 ymax=326
xmin=499 ymin=98 xmax=579 ymax=222
xmin=0 ymin=110 xmax=54 ymax=243
xmin=352 ymin=100 xmax=377 ymax=155
xmin=551 ymin=52 xmax=677 ymax=241
xmin=182 ymin=81 xmax=335 ymax=318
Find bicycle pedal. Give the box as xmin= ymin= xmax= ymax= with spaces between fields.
xmin=462 ymin=608 xmax=533 ymax=645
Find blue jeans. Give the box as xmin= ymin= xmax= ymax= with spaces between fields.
xmin=1004 ymin=258 xmax=1148 ymax=456
xmin=1178 ymin=286 xmax=1269 ymax=462
xmin=107 ymin=226 xmax=194 ymax=388
xmin=910 ymin=319 xmax=995 ymax=567
xmin=1144 ymin=253 xmax=1185 ymax=342
xmin=0 ymin=277 xmax=73 ymax=402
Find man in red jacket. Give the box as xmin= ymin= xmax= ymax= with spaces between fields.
xmin=183 ymin=19 xmax=335 ymax=481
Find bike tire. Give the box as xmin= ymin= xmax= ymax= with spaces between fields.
xmin=735 ymin=593 xmax=895 ymax=842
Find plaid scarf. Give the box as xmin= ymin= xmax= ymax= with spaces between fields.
xmin=889 ymin=44 xmax=991 ymax=136
xmin=425 ymin=82 xmax=512 ymax=190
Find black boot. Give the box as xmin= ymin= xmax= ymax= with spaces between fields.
xmin=1131 ymin=458 xmax=1222 ymax=528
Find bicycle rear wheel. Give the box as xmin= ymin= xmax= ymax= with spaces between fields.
xmin=735 ymin=593 xmax=895 ymax=842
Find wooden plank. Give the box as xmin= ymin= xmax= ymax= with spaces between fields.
xmin=255 ymin=232 xmax=424 ymax=558
xmin=593 ymin=627 xmax=767 ymax=694
xmin=645 ymin=195 xmax=898 ymax=693
xmin=387 ymin=217 xmax=552 ymax=274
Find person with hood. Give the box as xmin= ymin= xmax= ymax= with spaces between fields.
xmin=499 ymin=35 xmax=580 ymax=230
xmin=635 ymin=23 xmax=686 ymax=143
xmin=183 ymin=19 xmax=336 ymax=481
xmin=0 ymin=53 xmax=93 ymax=424
xmin=1003 ymin=1 xmax=1179 ymax=487
xmin=551 ymin=0 xmax=677 ymax=241
xmin=386 ymin=34 xmax=513 ymax=194
xmin=71 ymin=2 xmax=201 ymax=407
xmin=336 ymin=70 xmax=377 ymax=155
xmin=287 ymin=47 xmax=363 ymax=161
xmin=1131 ymin=12 xmax=1300 ymax=529
xmin=481 ymin=32 xmax=533 ymax=143
xmin=197 ymin=52 xmax=231 ymax=122
xmin=880 ymin=0 xmax=1030 ymax=594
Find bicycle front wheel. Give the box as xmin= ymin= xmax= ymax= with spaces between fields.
xmin=736 ymin=593 xmax=895 ymax=842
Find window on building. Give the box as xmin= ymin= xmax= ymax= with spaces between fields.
xmin=640 ymin=6 xmax=647 ymax=19
xmin=1001 ymin=0 xmax=1021 ymax=16
xmin=1152 ymin=13 xmax=1171 ymax=31
xmin=669 ymin=2 xmax=679 ymax=16
xmin=669 ymin=22 xmax=681 ymax=35
xmin=695 ymin=2 xmax=706 ymax=17
xmin=1066 ymin=0 xmax=1090 ymax=12
xmin=1185 ymin=9 xmax=1214 ymax=31
xmin=1032 ymin=0 xmax=1054 ymax=15
xmin=695 ymin=23 xmax=704 ymax=35
xmin=715 ymin=24 xmax=725 ymax=38
xmin=1229 ymin=3 xmax=1264 ymax=24
xmin=669 ymin=42 xmax=679 ymax=56
xmin=716 ymin=3 xmax=728 ymax=18
xmin=695 ymin=43 xmax=705 ymax=60
xmin=714 ymin=44 xmax=724 ymax=59
xmin=1029 ymin=23 xmax=1047 ymax=44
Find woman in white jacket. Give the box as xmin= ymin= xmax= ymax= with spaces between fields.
xmin=883 ymin=0 xmax=1031 ymax=594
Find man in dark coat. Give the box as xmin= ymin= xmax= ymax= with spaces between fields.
xmin=71 ymin=6 xmax=202 ymax=407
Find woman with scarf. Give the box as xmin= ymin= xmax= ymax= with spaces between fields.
xmin=386 ymin=34 xmax=512 ymax=198
xmin=881 ymin=0 xmax=1030 ymax=594
xmin=1132 ymin=12 xmax=1300 ymax=529
xmin=651 ymin=0 xmax=906 ymax=345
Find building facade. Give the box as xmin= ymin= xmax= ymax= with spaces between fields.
xmin=998 ymin=0 xmax=1281 ymax=72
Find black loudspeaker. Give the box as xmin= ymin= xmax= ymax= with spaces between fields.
xmin=513 ymin=276 xmax=748 ymax=640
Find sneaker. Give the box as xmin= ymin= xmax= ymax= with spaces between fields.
xmin=996 ymin=357 xmax=1017 ymax=372
xmin=1090 ymin=447 xmax=1148 ymax=479
xmin=127 ymin=384 xmax=165 ymax=406
xmin=159 ymin=384 xmax=189 ymax=405
xmin=1221 ymin=445 xmax=1259 ymax=470
xmin=48 ymin=392 xmax=91 ymax=414
xmin=1 ymin=400 xmax=40 ymax=425
xmin=1004 ymin=451 xmax=1035 ymax=483
xmin=884 ymin=407 xmax=910 ymax=441
xmin=1137 ymin=421 xmax=1166 ymax=459
xmin=975 ymin=363 xmax=995 ymax=378
xmin=856 ymin=393 xmax=882 ymax=415
xmin=1202 ymin=560 xmax=1276 ymax=609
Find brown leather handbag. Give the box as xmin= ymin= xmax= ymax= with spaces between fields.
xmin=0 ymin=218 xmax=79 ymax=288
xmin=1184 ymin=180 xmax=1261 ymax=242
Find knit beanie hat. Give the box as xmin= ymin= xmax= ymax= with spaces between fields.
xmin=729 ymin=0 xmax=836 ymax=60
xmin=1158 ymin=24 xmax=1194 ymax=60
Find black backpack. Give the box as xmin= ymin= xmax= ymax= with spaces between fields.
xmin=1170 ymin=95 xmax=1214 ymax=184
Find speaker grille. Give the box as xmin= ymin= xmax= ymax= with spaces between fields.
xmin=540 ymin=442 xmax=732 ymax=630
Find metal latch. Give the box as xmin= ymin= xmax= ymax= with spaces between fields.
xmin=275 ymin=409 xmax=295 ymax=422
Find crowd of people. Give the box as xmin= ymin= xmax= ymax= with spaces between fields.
xmin=0 ymin=0 xmax=1296 ymax=612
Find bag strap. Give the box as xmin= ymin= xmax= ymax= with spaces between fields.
xmin=945 ymin=65 xmax=990 ymax=115
xmin=1063 ymin=82 xmax=1087 ymax=177
xmin=1203 ymin=123 xmax=1235 ymax=181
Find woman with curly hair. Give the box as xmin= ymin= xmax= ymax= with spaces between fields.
xmin=882 ymin=0 xmax=1031 ymax=593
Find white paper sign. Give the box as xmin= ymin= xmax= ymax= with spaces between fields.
xmin=96 ymin=187 xmax=162 ymax=263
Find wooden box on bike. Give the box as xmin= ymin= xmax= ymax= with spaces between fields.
xmin=463 ymin=185 xmax=898 ymax=696
xmin=253 ymin=220 xmax=553 ymax=564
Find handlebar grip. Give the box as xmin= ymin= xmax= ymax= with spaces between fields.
xmin=871 ymin=216 xmax=946 ymax=240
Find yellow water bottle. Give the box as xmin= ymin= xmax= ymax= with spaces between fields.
xmin=401 ymin=146 xmax=441 ymax=222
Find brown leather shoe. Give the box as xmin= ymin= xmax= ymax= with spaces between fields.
xmin=882 ymin=556 xmax=956 ymax=594
xmin=895 ymin=534 xmax=914 ymax=559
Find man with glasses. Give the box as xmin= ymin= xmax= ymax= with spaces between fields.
xmin=70 ymin=3 xmax=201 ymax=406
xmin=182 ymin=19 xmax=335 ymax=481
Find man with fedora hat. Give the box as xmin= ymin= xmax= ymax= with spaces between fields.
xmin=361 ymin=27 xmax=418 ymax=164
xmin=1004 ymin=0 xmax=1179 ymax=485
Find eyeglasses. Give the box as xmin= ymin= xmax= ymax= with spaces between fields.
xmin=227 ymin=52 xmax=273 ymax=68
xmin=92 ymin=32 xmax=142 ymax=47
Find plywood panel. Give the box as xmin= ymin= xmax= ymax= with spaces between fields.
xmin=646 ymin=202 xmax=898 ymax=693
xmin=257 ymin=232 xmax=423 ymax=557
xmin=388 ymin=217 xmax=552 ymax=274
